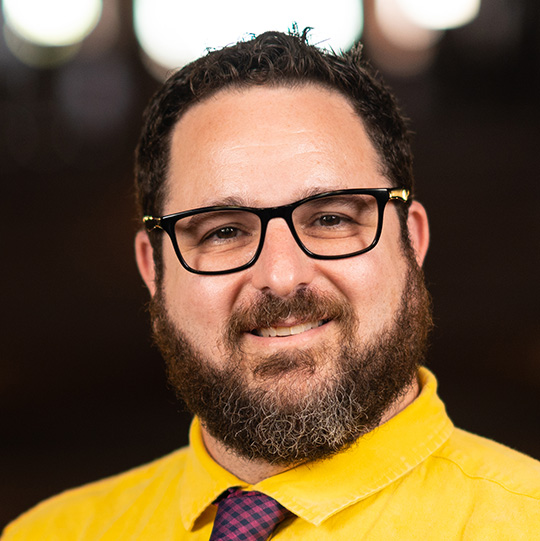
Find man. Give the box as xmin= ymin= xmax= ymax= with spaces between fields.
xmin=3 ymin=30 xmax=540 ymax=540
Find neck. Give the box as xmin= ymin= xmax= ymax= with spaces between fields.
xmin=200 ymin=375 xmax=420 ymax=485
xmin=202 ymin=432 xmax=291 ymax=484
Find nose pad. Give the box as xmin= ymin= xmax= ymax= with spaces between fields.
xmin=250 ymin=219 xmax=315 ymax=297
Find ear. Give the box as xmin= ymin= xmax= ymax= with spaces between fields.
xmin=406 ymin=201 xmax=430 ymax=267
xmin=135 ymin=230 xmax=157 ymax=296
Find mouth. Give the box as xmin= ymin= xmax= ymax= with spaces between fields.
xmin=250 ymin=319 xmax=327 ymax=338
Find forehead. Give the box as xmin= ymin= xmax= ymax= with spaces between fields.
xmin=164 ymin=85 xmax=386 ymax=213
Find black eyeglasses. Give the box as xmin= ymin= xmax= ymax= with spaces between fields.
xmin=143 ymin=187 xmax=410 ymax=275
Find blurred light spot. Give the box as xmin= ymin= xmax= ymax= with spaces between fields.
xmin=3 ymin=23 xmax=81 ymax=67
xmin=2 ymin=0 xmax=102 ymax=47
xmin=134 ymin=0 xmax=363 ymax=74
xmin=443 ymin=0 xmax=521 ymax=64
xmin=78 ymin=0 xmax=120 ymax=60
xmin=366 ymin=0 xmax=439 ymax=76
xmin=375 ymin=0 xmax=442 ymax=51
xmin=396 ymin=0 xmax=481 ymax=30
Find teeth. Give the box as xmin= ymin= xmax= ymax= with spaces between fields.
xmin=266 ymin=327 xmax=277 ymax=337
xmin=257 ymin=320 xmax=324 ymax=338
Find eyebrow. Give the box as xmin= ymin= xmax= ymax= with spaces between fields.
xmin=180 ymin=208 xmax=249 ymax=231
xmin=201 ymin=185 xmax=342 ymax=209
xmin=203 ymin=195 xmax=249 ymax=207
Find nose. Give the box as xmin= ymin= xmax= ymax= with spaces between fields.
xmin=249 ymin=218 xmax=316 ymax=297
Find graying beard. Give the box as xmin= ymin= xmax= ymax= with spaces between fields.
xmin=218 ymin=372 xmax=369 ymax=463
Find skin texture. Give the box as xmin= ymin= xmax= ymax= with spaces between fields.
xmin=135 ymin=85 xmax=430 ymax=483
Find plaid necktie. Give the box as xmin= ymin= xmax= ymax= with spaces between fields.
xmin=209 ymin=487 xmax=292 ymax=540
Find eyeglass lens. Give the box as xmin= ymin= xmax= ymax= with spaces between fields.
xmin=174 ymin=193 xmax=380 ymax=273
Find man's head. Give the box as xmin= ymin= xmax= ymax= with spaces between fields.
xmin=134 ymin=30 xmax=431 ymax=467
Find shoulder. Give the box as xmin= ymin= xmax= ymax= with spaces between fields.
xmin=431 ymin=427 xmax=540 ymax=500
xmin=2 ymin=447 xmax=190 ymax=540
xmin=386 ymin=428 xmax=540 ymax=538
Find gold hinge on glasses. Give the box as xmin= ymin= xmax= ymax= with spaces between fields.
xmin=143 ymin=216 xmax=162 ymax=231
xmin=389 ymin=188 xmax=410 ymax=202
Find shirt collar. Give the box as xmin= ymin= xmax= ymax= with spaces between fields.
xmin=179 ymin=367 xmax=453 ymax=530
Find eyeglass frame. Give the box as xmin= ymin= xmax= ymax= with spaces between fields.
xmin=143 ymin=187 xmax=410 ymax=276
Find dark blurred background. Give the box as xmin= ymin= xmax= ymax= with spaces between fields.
xmin=2 ymin=0 xmax=539 ymax=529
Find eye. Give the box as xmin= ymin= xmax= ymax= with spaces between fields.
xmin=214 ymin=226 xmax=238 ymax=239
xmin=203 ymin=225 xmax=243 ymax=243
xmin=313 ymin=213 xmax=354 ymax=229
xmin=317 ymin=214 xmax=346 ymax=227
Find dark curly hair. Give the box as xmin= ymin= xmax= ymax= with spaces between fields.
xmin=135 ymin=28 xmax=415 ymax=272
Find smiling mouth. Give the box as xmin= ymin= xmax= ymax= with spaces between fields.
xmin=251 ymin=320 xmax=327 ymax=337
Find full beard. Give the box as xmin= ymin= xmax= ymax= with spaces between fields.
xmin=149 ymin=254 xmax=433 ymax=467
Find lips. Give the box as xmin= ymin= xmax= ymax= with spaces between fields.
xmin=252 ymin=320 xmax=326 ymax=337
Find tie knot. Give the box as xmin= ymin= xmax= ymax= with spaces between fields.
xmin=210 ymin=488 xmax=292 ymax=540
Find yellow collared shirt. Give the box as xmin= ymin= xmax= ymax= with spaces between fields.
xmin=4 ymin=368 xmax=540 ymax=540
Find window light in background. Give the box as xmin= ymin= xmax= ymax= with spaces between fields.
xmin=134 ymin=0 xmax=363 ymax=76
xmin=375 ymin=0 xmax=442 ymax=51
xmin=369 ymin=0 xmax=481 ymax=76
xmin=396 ymin=0 xmax=481 ymax=30
xmin=2 ymin=0 xmax=102 ymax=47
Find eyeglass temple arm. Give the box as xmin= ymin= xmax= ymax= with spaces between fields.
xmin=143 ymin=216 xmax=163 ymax=231
xmin=389 ymin=188 xmax=410 ymax=202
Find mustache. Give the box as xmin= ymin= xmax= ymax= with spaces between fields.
xmin=227 ymin=288 xmax=355 ymax=340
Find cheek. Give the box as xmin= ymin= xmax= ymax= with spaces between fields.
xmin=162 ymin=264 xmax=242 ymax=347
xmin=328 ymin=250 xmax=405 ymax=329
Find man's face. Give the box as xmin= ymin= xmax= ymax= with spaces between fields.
xmin=140 ymin=85 xmax=431 ymax=464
